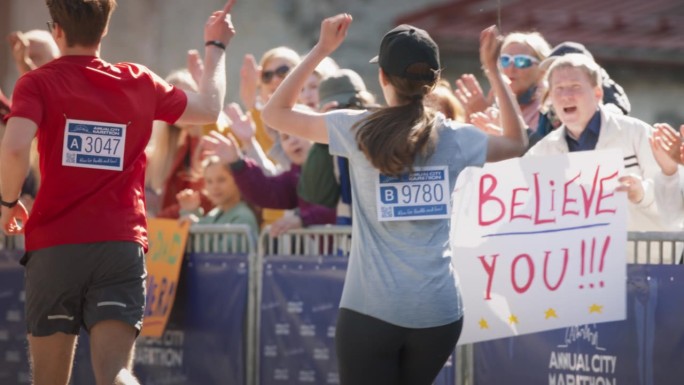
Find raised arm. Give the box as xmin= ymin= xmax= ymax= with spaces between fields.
xmin=480 ymin=26 xmax=528 ymax=162
xmin=261 ymin=14 xmax=353 ymax=144
xmin=177 ymin=0 xmax=236 ymax=125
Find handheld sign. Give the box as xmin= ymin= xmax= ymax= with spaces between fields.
xmin=451 ymin=150 xmax=627 ymax=344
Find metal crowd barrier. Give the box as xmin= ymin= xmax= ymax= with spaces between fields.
xmin=627 ymin=231 xmax=684 ymax=264
xmin=255 ymin=225 xmax=352 ymax=385
xmin=187 ymin=223 xmax=258 ymax=385
xmin=1 ymin=228 xmax=681 ymax=385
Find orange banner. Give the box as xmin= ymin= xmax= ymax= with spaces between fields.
xmin=141 ymin=218 xmax=189 ymax=337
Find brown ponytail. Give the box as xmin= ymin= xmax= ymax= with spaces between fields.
xmin=354 ymin=63 xmax=439 ymax=177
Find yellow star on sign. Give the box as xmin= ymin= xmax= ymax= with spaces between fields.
xmin=478 ymin=318 xmax=489 ymax=329
xmin=544 ymin=308 xmax=558 ymax=319
xmin=508 ymin=314 xmax=519 ymax=325
xmin=589 ymin=304 xmax=603 ymax=314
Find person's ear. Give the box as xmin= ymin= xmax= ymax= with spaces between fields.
xmin=378 ymin=68 xmax=389 ymax=86
xmin=594 ymin=84 xmax=603 ymax=103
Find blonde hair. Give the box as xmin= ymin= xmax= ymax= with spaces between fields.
xmin=259 ymin=46 xmax=301 ymax=69
xmin=426 ymin=79 xmax=465 ymax=122
xmin=145 ymin=69 xmax=197 ymax=192
xmin=502 ymin=31 xmax=552 ymax=61
xmin=545 ymin=53 xmax=603 ymax=89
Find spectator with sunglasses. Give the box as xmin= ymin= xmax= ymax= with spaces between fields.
xmin=239 ymin=47 xmax=301 ymax=157
xmin=455 ymin=31 xmax=551 ymax=131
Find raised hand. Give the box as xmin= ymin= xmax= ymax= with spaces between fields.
xmin=455 ymin=74 xmax=491 ymax=119
xmin=204 ymin=0 xmax=237 ymax=47
xmin=224 ymin=102 xmax=255 ymax=144
xmin=176 ymin=189 xmax=201 ymax=212
xmin=652 ymin=123 xmax=684 ymax=166
xmin=650 ymin=124 xmax=681 ymax=176
xmin=470 ymin=107 xmax=503 ymax=136
xmin=479 ymin=25 xmax=503 ymax=74
xmin=316 ymin=13 xmax=353 ymax=55
xmin=200 ymin=130 xmax=241 ymax=164
xmin=7 ymin=31 xmax=34 ymax=74
xmin=239 ymin=54 xmax=259 ymax=109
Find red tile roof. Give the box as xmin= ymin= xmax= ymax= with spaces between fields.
xmin=396 ymin=0 xmax=684 ymax=65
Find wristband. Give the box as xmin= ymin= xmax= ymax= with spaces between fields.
xmin=0 ymin=198 xmax=19 ymax=208
xmin=205 ymin=40 xmax=226 ymax=50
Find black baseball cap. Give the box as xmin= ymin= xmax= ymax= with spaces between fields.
xmin=370 ymin=24 xmax=440 ymax=81
xmin=540 ymin=41 xmax=594 ymax=70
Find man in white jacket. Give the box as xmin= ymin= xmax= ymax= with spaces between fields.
xmin=526 ymin=54 xmax=678 ymax=261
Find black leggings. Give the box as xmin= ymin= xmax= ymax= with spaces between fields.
xmin=335 ymin=308 xmax=463 ymax=385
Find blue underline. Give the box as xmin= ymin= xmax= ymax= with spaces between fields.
xmin=483 ymin=223 xmax=610 ymax=238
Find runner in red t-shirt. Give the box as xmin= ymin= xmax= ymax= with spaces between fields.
xmin=0 ymin=1 xmax=237 ymax=384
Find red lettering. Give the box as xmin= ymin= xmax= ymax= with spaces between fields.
xmin=580 ymin=167 xmax=601 ymax=218
xmin=479 ymin=174 xmax=505 ymax=226
xmin=596 ymin=171 xmax=618 ymax=215
xmin=534 ymin=173 xmax=555 ymax=224
xmin=543 ymin=249 xmax=568 ymax=291
xmin=562 ymin=172 xmax=581 ymax=216
xmin=511 ymin=254 xmax=535 ymax=294
xmin=599 ymin=236 xmax=611 ymax=273
xmin=478 ymin=254 xmax=499 ymax=300
xmin=510 ymin=187 xmax=531 ymax=221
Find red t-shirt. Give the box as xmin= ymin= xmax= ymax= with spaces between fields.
xmin=8 ymin=55 xmax=187 ymax=251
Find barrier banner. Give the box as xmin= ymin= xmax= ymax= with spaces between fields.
xmin=259 ymin=255 xmax=455 ymax=385
xmin=474 ymin=264 xmax=684 ymax=385
xmin=0 ymin=250 xmax=30 ymax=384
xmin=143 ymin=219 xmax=190 ymax=337
xmin=73 ymin=252 xmax=249 ymax=385
xmin=451 ymin=150 xmax=627 ymax=344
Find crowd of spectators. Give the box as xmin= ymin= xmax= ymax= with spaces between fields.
xmin=2 ymin=21 xmax=684 ymax=258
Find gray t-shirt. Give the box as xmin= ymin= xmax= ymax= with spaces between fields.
xmin=326 ymin=110 xmax=488 ymax=328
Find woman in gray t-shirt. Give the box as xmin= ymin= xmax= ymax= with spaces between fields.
xmin=259 ymin=14 xmax=527 ymax=385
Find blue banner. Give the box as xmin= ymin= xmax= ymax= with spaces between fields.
xmin=474 ymin=264 xmax=684 ymax=385
xmin=72 ymin=252 xmax=249 ymax=385
xmin=259 ymin=255 xmax=455 ymax=385
xmin=0 ymin=250 xmax=30 ymax=384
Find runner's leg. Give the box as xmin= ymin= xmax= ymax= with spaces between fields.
xmin=90 ymin=320 xmax=139 ymax=385
xmin=27 ymin=333 xmax=78 ymax=385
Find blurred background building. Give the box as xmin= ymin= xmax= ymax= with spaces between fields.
xmin=1 ymin=0 xmax=683 ymax=125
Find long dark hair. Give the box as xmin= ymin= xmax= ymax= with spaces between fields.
xmin=354 ymin=63 xmax=439 ymax=177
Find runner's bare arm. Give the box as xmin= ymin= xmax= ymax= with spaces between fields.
xmin=1 ymin=117 xmax=35 ymax=202
xmin=0 ymin=117 xmax=34 ymax=233
xmin=177 ymin=0 xmax=236 ymax=125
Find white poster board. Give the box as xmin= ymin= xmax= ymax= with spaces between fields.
xmin=451 ymin=150 xmax=627 ymax=345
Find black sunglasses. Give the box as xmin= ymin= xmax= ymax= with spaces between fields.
xmin=261 ymin=65 xmax=290 ymax=84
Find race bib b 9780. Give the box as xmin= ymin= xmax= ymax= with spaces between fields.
xmin=376 ymin=166 xmax=451 ymax=221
